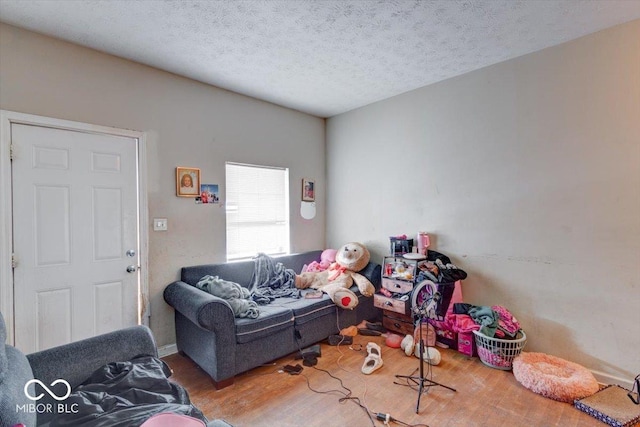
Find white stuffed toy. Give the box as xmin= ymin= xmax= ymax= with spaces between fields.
xmin=295 ymin=242 xmax=375 ymax=309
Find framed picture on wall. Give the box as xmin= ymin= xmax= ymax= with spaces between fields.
xmin=302 ymin=178 xmax=315 ymax=202
xmin=199 ymin=184 xmax=219 ymax=204
xmin=176 ymin=167 xmax=200 ymax=197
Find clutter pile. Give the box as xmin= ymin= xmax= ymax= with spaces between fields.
xmin=442 ymin=303 xmax=521 ymax=339
xmin=326 ymin=320 xmax=387 ymax=346
xmin=316 ymin=236 xmax=527 ymax=374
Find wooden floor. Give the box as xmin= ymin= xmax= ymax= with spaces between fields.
xmin=163 ymin=335 xmax=603 ymax=427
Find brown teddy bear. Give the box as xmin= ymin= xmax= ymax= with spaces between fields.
xmin=295 ymin=242 xmax=375 ymax=309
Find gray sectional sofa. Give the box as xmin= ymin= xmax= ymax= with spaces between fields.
xmin=164 ymin=250 xmax=382 ymax=389
xmin=0 ymin=312 xmax=231 ymax=427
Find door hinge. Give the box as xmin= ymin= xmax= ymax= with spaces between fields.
xmin=11 ymin=253 xmax=17 ymax=269
xmin=9 ymin=144 xmax=14 ymax=161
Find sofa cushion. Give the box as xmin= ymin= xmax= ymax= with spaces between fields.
xmin=270 ymin=294 xmax=337 ymax=326
xmin=235 ymin=305 xmax=294 ymax=344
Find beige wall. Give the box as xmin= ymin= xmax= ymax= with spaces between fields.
xmin=2 ymin=19 xmax=638 ymax=382
xmin=0 ymin=24 xmax=326 ymax=347
xmin=327 ymin=20 xmax=640 ymax=381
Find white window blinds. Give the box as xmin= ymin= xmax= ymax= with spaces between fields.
xmin=225 ymin=162 xmax=290 ymax=260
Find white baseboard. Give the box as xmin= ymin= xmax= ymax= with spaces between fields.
xmin=592 ymin=369 xmax=634 ymax=390
xmin=155 ymin=342 xmax=634 ymax=390
xmin=158 ymin=343 xmax=178 ymax=358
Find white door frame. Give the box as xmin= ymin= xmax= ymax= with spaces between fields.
xmin=0 ymin=110 xmax=150 ymax=345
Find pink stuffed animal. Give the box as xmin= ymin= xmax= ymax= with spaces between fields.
xmin=303 ymin=249 xmax=337 ymax=273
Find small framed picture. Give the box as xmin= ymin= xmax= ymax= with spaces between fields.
xmin=176 ymin=167 xmax=200 ymax=197
xmin=199 ymin=184 xmax=219 ymax=204
xmin=302 ymin=178 xmax=315 ymax=202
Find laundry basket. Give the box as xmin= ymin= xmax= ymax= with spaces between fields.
xmin=473 ymin=329 xmax=527 ymax=370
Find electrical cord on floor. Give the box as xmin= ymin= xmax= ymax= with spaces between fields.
xmin=301 ymin=366 xmax=377 ymax=427
xmin=333 ymin=310 xmax=373 ymax=409
xmin=298 ymin=312 xmax=428 ymax=426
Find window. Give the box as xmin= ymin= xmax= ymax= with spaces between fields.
xmin=225 ymin=162 xmax=290 ymax=260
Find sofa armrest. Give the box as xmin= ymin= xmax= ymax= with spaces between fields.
xmin=1 ymin=345 xmax=37 ymax=427
xmin=359 ymin=262 xmax=382 ymax=290
xmin=27 ymin=325 xmax=157 ymax=390
xmin=164 ymin=281 xmax=235 ymax=332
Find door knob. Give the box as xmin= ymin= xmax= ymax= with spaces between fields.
xmin=126 ymin=265 xmax=138 ymax=273
xmin=126 ymin=249 xmax=136 ymax=257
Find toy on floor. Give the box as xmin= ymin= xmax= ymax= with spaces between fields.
xmin=384 ymin=333 xmax=403 ymax=348
xmin=295 ymin=242 xmax=375 ymax=309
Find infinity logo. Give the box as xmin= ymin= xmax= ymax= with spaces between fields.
xmin=24 ymin=379 xmax=72 ymax=401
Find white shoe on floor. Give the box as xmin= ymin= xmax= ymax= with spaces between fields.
xmin=400 ymin=334 xmax=414 ymax=357
xmin=366 ymin=341 xmax=382 ymax=357
xmin=414 ymin=345 xmax=442 ymax=365
xmin=361 ymin=354 xmax=383 ymax=374
xmin=362 ymin=342 xmax=383 ymax=374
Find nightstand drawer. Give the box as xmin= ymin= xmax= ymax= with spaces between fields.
xmin=383 ymin=312 xmax=414 ymax=336
xmin=373 ymin=293 xmax=410 ymax=315
xmin=381 ymin=278 xmax=413 ymax=294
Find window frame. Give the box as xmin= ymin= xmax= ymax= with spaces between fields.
xmin=224 ymin=161 xmax=290 ymax=261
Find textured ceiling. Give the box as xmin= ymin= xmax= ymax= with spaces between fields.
xmin=1 ymin=0 xmax=640 ymax=118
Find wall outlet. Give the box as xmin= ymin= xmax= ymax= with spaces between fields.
xmin=153 ymin=218 xmax=168 ymax=231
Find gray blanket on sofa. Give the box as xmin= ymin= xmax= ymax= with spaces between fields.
xmin=250 ymin=253 xmax=301 ymax=304
xmin=196 ymin=275 xmax=260 ymax=319
xmin=45 ymin=356 xmax=207 ymax=427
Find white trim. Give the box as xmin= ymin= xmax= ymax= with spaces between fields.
xmin=0 ymin=111 xmax=14 ymax=343
xmin=158 ymin=343 xmax=178 ymax=358
xmin=137 ymin=132 xmax=151 ymax=326
xmin=0 ymin=110 xmax=149 ymax=343
xmin=592 ymin=369 xmax=634 ymax=390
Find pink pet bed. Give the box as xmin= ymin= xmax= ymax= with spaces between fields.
xmin=512 ymin=352 xmax=599 ymax=403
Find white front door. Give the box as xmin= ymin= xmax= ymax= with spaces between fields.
xmin=11 ymin=123 xmax=140 ymax=353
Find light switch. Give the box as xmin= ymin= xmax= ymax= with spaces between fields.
xmin=153 ymin=218 xmax=168 ymax=231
